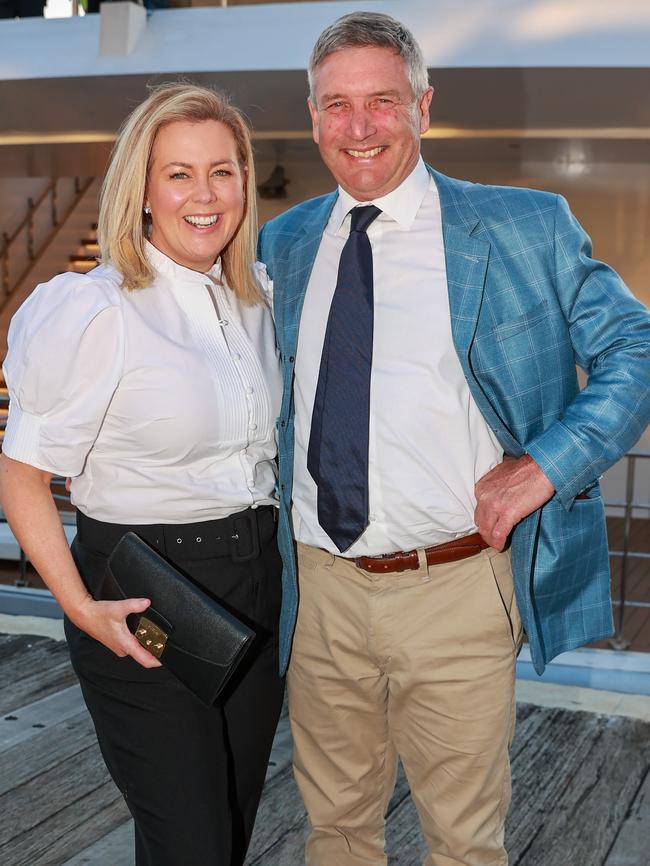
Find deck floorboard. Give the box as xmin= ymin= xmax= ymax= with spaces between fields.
xmin=1 ymin=633 xmax=649 ymax=866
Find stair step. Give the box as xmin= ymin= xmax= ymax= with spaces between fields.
xmin=68 ymin=262 xmax=98 ymax=274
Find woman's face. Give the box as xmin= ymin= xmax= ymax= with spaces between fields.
xmin=146 ymin=119 xmax=246 ymax=273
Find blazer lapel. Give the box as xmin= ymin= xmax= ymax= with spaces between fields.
xmin=428 ymin=167 xmax=490 ymax=360
xmin=279 ymin=192 xmax=337 ymax=358
xmin=429 ymin=166 xmax=522 ymax=455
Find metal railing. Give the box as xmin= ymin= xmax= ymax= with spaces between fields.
xmin=0 ymin=177 xmax=94 ymax=312
xmin=0 ymin=444 xmax=648 ymax=646
xmin=605 ymin=448 xmax=650 ymax=649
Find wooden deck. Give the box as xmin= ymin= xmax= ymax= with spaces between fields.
xmin=1 ymin=632 xmax=649 ymax=866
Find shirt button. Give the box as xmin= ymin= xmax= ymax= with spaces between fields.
xmin=246 ymin=386 xmax=254 ymax=395
xmin=249 ymin=423 xmax=257 ymax=431
xmin=240 ymin=448 xmax=247 ymax=455
xmin=232 ymin=353 xmax=241 ymax=361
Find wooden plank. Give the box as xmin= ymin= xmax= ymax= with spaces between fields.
xmin=265 ymin=714 xmax=292 ymax=782
xmin=0 ymin=738 xmax=120 ymax=844
xmin=0 ymin=710 xmax=96 ymax=797
xmin=62 ymin=822 xmax=134 ymax=866
xmin=0 ymin=699 xmax=129 ymax=866
xmin=507 ymin=710 xmax=650 ymax=866
xmin=62 ymin=713 xmax=296 ymax=866
xmin=0 ymin=633 xmax=50 ymax=662
xmin=245 ymin=765 xmax=308 ymax=865
xmin=603 ymin=767 xmax=650 ymax=866
xmin=0 ymin=685 xmax=84 ymax=755
xmin=0 ymin=782 xmax=129 ymax=866
xmin=245 ymin=759 xmax=413 ymax=865
xmin=0 ymin=634 xmax=76 ymax=715
xmin=385 ymin=795 xmax=427 ymax=865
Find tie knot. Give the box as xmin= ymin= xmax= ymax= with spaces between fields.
xmin=349 ymin=205 xmax=381 ymax=235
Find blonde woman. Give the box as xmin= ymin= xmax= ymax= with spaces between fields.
xmin=0 ymin=84 xmax=283 ymax=865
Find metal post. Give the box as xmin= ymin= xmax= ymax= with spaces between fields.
xmin=1 ymin=232 xmax=9 ymax=297
xmin=612 ymin=455 xmax=635 ymax=650
xmin=16 ymin=548 xmax=29 ymax=588
xmin=51 ymin=181 xmax=58 ymax=227
xmin=26 ymin=197 xmax=35 ymax=261
xmin=72 ymin=0 xmax=79 ymax=15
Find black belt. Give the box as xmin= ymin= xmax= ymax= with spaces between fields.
xmin=76 ymin=506 xmax=277 ymax=562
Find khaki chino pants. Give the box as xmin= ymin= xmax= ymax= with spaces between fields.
xmin=287 ymin=542 xmax=522 ymax=866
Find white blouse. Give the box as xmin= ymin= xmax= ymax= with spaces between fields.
xmin=2 ymin=242 xmax=282 ymax=524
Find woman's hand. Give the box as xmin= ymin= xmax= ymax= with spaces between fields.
xmin=72 ymin=595 xmax=163 ymax=668
xmin=0 ymin=456 xmax=163 ymax=670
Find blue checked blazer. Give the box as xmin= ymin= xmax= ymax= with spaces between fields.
xmin=258 ymin=166 xmax=650 ymax=676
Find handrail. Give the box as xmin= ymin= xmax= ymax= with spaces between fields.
xmin=4 ymin=181 xmax=56 ymax=248
xmin=0 ymin=177 xmax=93 ymax=307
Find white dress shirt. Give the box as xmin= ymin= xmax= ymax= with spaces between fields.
xmin=292 ymin=158 xmax=503 ymax=555
xmin=2 ymin=242 xmax=282 ymax=524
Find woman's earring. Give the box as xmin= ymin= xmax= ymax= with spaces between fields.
xmin=143 ymin=205 xmax=151 ymax=215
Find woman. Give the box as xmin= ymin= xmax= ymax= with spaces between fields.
xmin=0 ymin=83 xmax=283 ymax=866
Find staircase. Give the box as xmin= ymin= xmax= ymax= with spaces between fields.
xmin=69 ymin=224 xmax=100 ymax=275
xmin=0 ymin=178 xmax=101 ymax=363
xmin=0 ymin=180 xmax=101 ymax=446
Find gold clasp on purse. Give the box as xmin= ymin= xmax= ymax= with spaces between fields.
xmin=135 ymin=616 xmax=168 ymax=660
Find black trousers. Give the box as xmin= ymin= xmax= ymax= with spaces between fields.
xmin=65 ymin=507 xmax=285 ymax=866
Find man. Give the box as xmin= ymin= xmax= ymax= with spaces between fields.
xmin=258 ymin=11 xmax=650 ymax=866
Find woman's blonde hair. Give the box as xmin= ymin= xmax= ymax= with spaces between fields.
xmin=98 ymin=82 xmax=260 ymax=303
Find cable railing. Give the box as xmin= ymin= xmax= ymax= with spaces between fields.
xmin=605 ymin=448 xmax=650 ymax=649
xmin=0 ymin=177 xmax=94 ymax=312
xmin=0 ymin=424 xmax=648 ymax=646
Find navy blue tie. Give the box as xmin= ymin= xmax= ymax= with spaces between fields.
xmin=307 ymin=205 xmax=381 ymax=552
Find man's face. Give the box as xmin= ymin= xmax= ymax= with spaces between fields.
xmin=309 ymin=45 xmax=433 ymax=201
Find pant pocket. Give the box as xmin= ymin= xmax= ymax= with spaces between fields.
xmin=487 ymin=549 xmax=523 ymax=654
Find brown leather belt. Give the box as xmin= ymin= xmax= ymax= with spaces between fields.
xmin=355 ymin=532 xmax=490 ymax=574
xmin=353 ymin=491 xmax=592 ymax=574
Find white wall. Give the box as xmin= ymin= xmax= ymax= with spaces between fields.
xmin=2 ymin=0 xmax=650 ymax=81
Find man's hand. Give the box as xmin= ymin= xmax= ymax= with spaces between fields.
xmin=474 ymin=454 xmax=554 ymax=551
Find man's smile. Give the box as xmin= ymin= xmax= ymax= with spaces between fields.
xmin=344 ymin=146 xmax=387 ymax=160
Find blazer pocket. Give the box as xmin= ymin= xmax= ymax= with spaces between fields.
xmin=490 ymin=300 xmax=549 ymax=342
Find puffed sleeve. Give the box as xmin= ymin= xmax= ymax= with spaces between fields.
xmin=2 ymin=272 xmax=125 ymax=477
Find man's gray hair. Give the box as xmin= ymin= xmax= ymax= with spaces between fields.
xmin=308 ymin=11 xmax=430 ymax=103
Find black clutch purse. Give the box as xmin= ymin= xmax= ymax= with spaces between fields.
xmin=102 ymin=532 xmax=255 ymax=706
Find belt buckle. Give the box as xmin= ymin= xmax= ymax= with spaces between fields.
xmin=229 ymin=510 xmax=261 ymax=563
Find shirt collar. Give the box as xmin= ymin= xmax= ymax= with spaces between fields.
xmin=145 ymin=239 xmax=222 ymax=285
xmin=332 ymin=157 xmax=431 ymax=235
